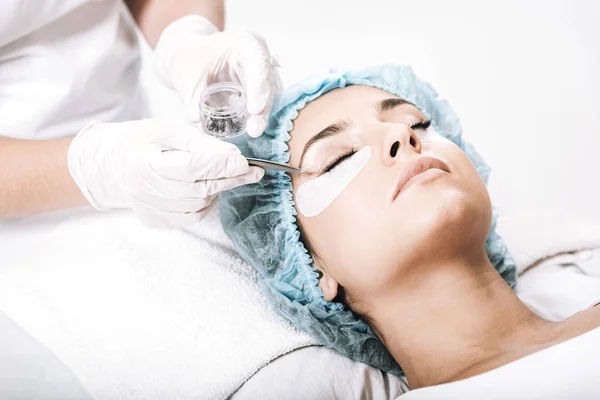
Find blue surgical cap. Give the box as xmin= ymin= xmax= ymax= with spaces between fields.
xmin=219 ymin=64 xmax=517 ymax=376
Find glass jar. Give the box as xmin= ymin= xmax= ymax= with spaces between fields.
xmin=199 ymin=82 xmax=248 ymax=139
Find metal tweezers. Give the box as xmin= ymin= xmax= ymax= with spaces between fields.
xmin=246 ymin=158 xmax=305 ymax=174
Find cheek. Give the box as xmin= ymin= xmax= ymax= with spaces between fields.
xmin=295 ymin=146 xmax=372 ymax=218
xmin=295 ymin=178 xmax=394 ymax=292
xmin=448 ymin=147 xmax=492 ymax=212
xmin=296 ymin=182 xmax=372 ymax=257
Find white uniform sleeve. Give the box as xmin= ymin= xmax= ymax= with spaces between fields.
xmin=0 ymin=0 xmax=94 ymax=47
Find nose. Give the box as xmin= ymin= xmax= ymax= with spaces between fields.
xmin=382 ymin=123 xmax=422 ymax=165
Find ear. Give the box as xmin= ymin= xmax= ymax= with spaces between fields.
xmin=317 ymin=269 xmax=339 ymax=302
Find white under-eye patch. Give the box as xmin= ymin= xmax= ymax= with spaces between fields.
xmin=296 ymin=146 xmax=372 ymax=218
xmin=417 ymin=125 xmax=452 ymax=143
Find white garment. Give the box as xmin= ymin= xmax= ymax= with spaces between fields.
xmin=399 ymin=325 xmax=600 ymax=399
xmin=0 ymin=0 xmax=146 ymax=139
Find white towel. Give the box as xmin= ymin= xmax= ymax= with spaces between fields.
xmin=0 ymin=209 xmax=315 ymax=400
xmin=496 ymin=212 xmax=600 ymax=274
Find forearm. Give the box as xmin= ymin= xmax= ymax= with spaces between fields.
xmin=125 ymin=0 xmax=225 ymax=47
xmin=0 ymin=136 xmax=87 ymax=219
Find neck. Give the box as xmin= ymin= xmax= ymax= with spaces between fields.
xmin=371 ymin=252 xmax=552 ymax=389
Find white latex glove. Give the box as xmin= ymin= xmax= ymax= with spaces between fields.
xmin=68 ymin=119 xmax=264 ymax=228
xmin=154 ymin=15 xmax=282 ymax=138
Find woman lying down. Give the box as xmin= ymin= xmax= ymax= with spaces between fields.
xmin=219 ymin=65 xmax=600 ymax=398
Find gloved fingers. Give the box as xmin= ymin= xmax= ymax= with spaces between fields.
xmin=196 ymin=166 xmax=264 ymax=196
xmin=246 ymin=114 xmax=268 ymax=139
xmin=243 ymin=71 xmax=277 ymax=138
xmin=153 ymin=149 xmax=250 ymax=181
xmin=234 ymin=33 xmax=280 ymax=138
xmin=147 ymin=144 xmax=250 ymax=181
xmin=195 ymin=195 xmax=219 ymax=218
xmin=132 ymin=172 xmax=216 ymax=213
xmin=138 ymin=174 xmax=209 ymax=199
xmin=250 ymin=34 xmax=283 ymax=92
xmin=132 ymin=196 xmax=217 ymax=229
xmin=239 ymin=49 xmax=271 ymax=115
xmin=154 ymin=131 xmax=240 ymax=154
xmin=138 ymin=160 xmax=262 ymax=202
xmin=246 ymin=66 xmax=276 ymax=138
xmin=245 ymin=66 xmax=281 ymax=138
xmin=186 ymin=82 xmax=205 ymax=123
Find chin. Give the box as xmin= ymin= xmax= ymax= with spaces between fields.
xmin=397 ymin=184 xmax=492 ymax=257
xmin=442 ymin=189 xmax=491 ymax=243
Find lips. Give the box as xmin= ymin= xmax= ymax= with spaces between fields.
xmin=391 ymin=156 xmax=450 ymax=201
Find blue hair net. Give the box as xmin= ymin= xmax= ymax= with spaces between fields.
xmin=219 ymin=64 xmax=517 ymax=376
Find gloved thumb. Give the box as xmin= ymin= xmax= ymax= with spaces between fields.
xmin=245 ymin=63 xmax=281 ymax=138
xmin=235 ymin=34 xmax=282 ymax=138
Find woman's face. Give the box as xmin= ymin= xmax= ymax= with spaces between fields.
xmin=287 ymin=85 xmax=492 ymax=303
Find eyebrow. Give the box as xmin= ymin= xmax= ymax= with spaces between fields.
xmin=298 ymin=98 xmax=410 ymax=168
xmin=377 ymin=98 xmax=410 ymax=112
xmin=299 ymin=119 xmax=352 ymax=168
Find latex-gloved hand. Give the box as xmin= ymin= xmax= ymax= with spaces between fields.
xmin=68 ymin=119 xmax=264 ymax=228
xmin=154 ymin=15 xmax=282 ymax=138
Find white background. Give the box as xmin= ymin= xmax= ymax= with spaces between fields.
xmin=145 ymin=0 xmax=600 ymax=222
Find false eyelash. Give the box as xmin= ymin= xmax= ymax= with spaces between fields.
xmin=322 ymin=148 xmax=357 ymax=174
xmin=410 ymin=120 xmax=431 ymax=130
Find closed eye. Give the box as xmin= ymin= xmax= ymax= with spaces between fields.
xmin=322 ymin=149 xmax=357 ymax=174
xmin=410 ymin=120 xmax=431 ymax=130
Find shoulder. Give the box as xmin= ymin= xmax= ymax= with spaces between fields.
xmin=555 ymin=306 xmax=600 ymax=340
